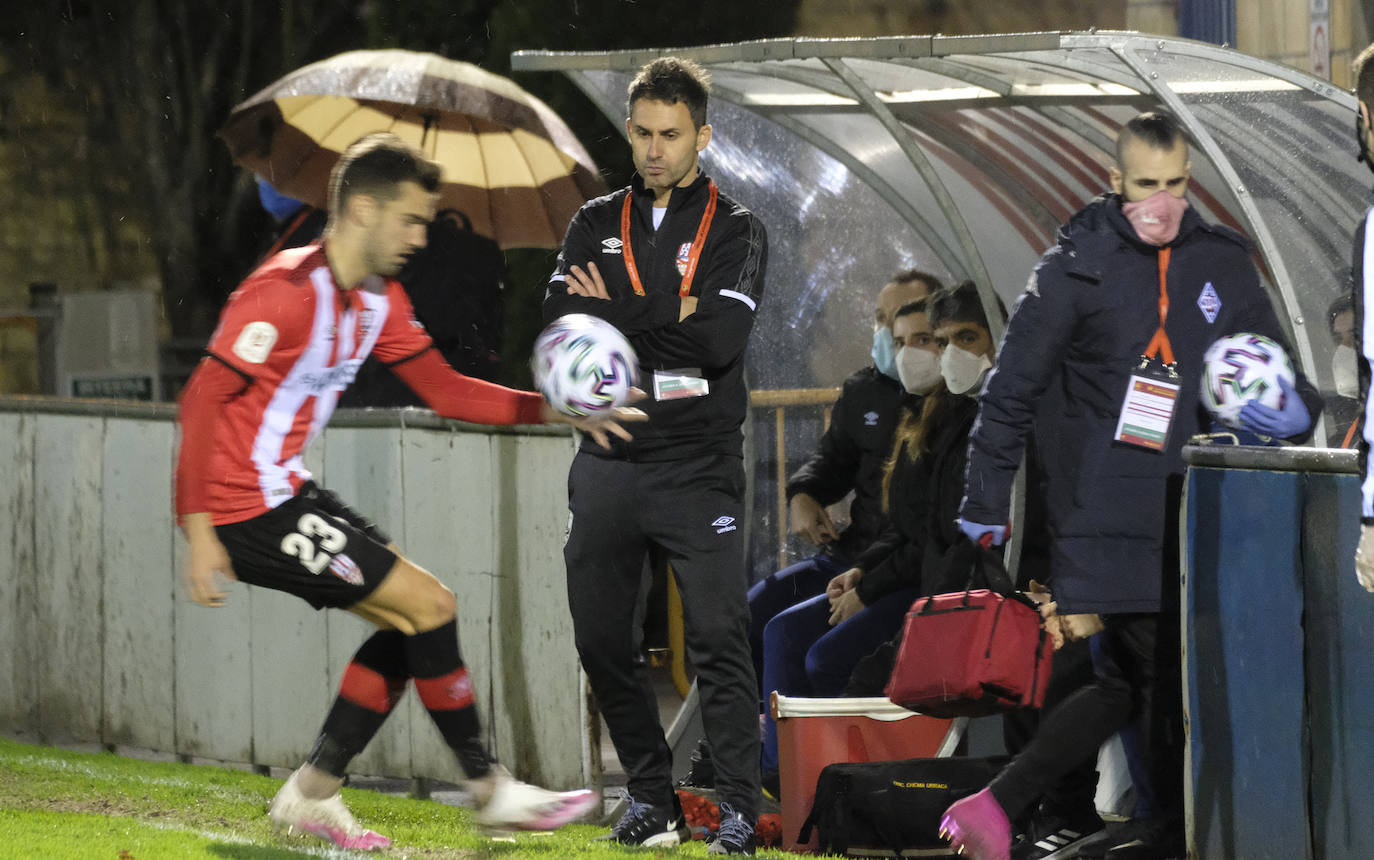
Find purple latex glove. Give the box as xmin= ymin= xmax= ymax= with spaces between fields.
xmin=957 ymin=518 xmax=1007 ymax=548
xmin=1237 ymin=376 xmax=1311 ymax=439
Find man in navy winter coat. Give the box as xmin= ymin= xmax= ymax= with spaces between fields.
xmin=939 ymin=111 xmax=1321 ymax=860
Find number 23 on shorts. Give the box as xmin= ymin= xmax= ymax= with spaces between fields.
xmin=279 ymin=513 xmax=347 ymax=575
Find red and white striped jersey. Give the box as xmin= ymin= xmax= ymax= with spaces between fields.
xmin=197 ymin=244 xmax=432 ymax=524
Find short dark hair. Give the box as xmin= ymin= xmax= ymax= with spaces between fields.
xmin=627 ymin=57 xmax=711 ymax=129
xmin=1355 ymin=43 xmax=1374 ymax=107
xmin=329 ymin=133 xmax=442 ymax=218
xmin=891 ymin=269 xmax=946 ymax=296
xmin=893 ymin=296 xmax=932 ymax=320
xmin=929 ymin=281 xmax=1005 ymax=331
xmin=1116 ymin=111 xmax=1188 ymax=164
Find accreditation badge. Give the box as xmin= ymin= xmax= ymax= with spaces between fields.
xmin=1114 ymin=365 xmax=1180 ymax=452
xmin=653 ymin=367 xmax=710 ymax=400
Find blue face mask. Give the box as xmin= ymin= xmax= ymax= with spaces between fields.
xmin=871 ymin=326 xmax=899 ymax=380
xmin=257 ymin=178 xmax=306 ymax=223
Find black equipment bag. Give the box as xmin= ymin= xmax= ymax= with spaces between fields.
xmin=797 ymin=756 xmax=1008 ymax=857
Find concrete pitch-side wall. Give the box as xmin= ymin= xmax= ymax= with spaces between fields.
xmin=0 ymin=404 xmax=586 ymax=789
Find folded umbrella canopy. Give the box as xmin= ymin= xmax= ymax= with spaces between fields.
xmin=221 ymin=49 xmax=606 ymax=250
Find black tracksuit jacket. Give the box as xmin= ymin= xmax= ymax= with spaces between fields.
xmin=785 ymin=366 xmax=906 ymax=561
xmin=542 ymin=172 xmax=767 ymax=461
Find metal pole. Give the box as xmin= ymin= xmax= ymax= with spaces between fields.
xmin=821 ymin=58 xmax=1002 ymax=341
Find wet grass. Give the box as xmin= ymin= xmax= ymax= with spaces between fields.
xmin=0 ymin=736 xmax=791 ymax=858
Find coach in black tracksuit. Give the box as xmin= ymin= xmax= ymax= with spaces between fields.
xmin=543 ymin=59 xmax=767 ymax=852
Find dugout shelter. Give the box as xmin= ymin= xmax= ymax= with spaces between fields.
xmin=514 ymin=32 xmax=1374 ymax=860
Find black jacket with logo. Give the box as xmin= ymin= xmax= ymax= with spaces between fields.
xmin=786 ymin=366 xmax=906 ymax=562
xmin=543 ymin=172 xmax=768 ymax=461
xmin=961 ymin=195 xmax=1321 ymax=614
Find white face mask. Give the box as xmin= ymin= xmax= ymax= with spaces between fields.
xmin=941 ymin=344 xmax=992 ymax=395
xmin=1333 ymin=343 xmax=1359 ymax=399
xmin=896 ymin=346 xmax=941 ymax=394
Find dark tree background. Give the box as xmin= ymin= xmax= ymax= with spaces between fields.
xmin=3 ymin=1 xmax=799 ymax=388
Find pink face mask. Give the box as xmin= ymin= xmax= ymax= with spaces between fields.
xmin=1121 ymin=190 xmax=1190 ymax=246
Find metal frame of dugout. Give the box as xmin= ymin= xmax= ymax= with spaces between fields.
xmin=515 ymin=29 xmax=1368 ymax=452
xmin=1183 ymin=444 xmax=1370 ymax=860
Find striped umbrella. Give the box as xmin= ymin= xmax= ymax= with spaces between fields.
xmin=220 ymin=49 xmax=606 ymax=250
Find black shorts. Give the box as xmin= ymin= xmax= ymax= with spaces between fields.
xmin=216 ymin=482 xmax=398 ymax=610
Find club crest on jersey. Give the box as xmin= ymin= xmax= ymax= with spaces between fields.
xmin=1197 ymin=281 xmax=1221 ymax=324
xmin=358 ymin=308 xmax=376 ymax=337
xmin=676 ymin=243 xmax=693 ymax=276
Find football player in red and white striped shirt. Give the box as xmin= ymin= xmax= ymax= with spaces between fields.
xmin=176 ymin=133 xmax=636 ymax=850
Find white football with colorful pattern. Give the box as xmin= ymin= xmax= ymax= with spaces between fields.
xmin=1200 ymin=332 xmax=1295 ymax=428
xmin=532 ymin=314 xmax=639 ymax=418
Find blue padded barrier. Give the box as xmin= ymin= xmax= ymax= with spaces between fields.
xmin=1184 ymin=446 xmax=1373 ymax=860
xmin=1185 ymin=466 xmax=1308 ymax=860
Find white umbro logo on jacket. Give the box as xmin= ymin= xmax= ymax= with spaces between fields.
xmin=712 ymin=516 xmax=737 ymax=534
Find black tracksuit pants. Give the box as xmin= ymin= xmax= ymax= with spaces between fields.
xmin=988 ymin=610 xmax=1184 ymax=832
xmin=564 ymin=451 xmax=761 ymax=819
xmin=1000 ymin=636 xmax=1099 ymax=819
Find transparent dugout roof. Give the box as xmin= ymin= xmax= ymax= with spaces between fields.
xmin=514 ymin=32 xmax=1366 ymax=431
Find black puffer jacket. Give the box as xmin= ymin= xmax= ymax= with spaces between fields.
xmin=853 ymin=391 xmax=978 ymax=605
xmin=786 ymin=366 xmax=906 ymax=561
xmin=962 ymin=195 xmax=1321 ymax=614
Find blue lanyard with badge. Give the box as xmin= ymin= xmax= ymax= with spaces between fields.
xmin=1114 ymin=247 xmax=1181 ymax=451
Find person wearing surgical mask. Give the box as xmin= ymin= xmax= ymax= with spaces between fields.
xmin=932 ymin=291 xmax=997 ymax=397
xmin=1325 ymin=293 xmax=1361 ymax=446
xmin=695 ymin=270 xmax=941 ymax=800
xmin=871 ymin=273 xmax=940 ymax=382
xmin=1330 ymin=296 xmax=1358 ymax=396
xmin=753 ymin=295 xmax=949 ymax=795
xmin=893 ymin=300 xmax=943 ymax=396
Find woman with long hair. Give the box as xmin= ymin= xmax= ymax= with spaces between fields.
xmin=758 ymin=282 xmax=998 ymax=791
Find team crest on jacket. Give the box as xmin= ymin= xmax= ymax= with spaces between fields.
xmin=1196 ymin=282 xmax=1221 ymax=324
xmin=676 ymin=243 xmax=692 ymax=276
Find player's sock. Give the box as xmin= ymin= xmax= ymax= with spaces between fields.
xmin=307 ymin=629 xmax=409 ymax=781
xmin=406 ymin=617 xmax=494 ymax=779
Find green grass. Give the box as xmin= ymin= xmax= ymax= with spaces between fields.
xmin=0 ymin=736 xmax=795 ymax=858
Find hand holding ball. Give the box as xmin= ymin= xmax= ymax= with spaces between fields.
xmin=532 ymin=314 xmax=640 ymax=419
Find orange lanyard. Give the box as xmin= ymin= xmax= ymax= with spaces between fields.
xmin=619 ymin=180 xmax=718 ymax=297
xmin=1141 ymin=247 xmax=1176 ymax=369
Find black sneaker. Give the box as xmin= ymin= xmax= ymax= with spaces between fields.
xmin=1102 ymin=831 xmax=1184 ymax=860
xmin=1076 ymin=819 xmax=1148 ymax=859
xmin=600 ymin=791 xmax=689 ymax=847
xmin=1012 ymin=803 xmax=1105 ymax=860
xmin=706 ymin=801 xmax=756 ymax=855
xmin=676 ymin=738 xmax=715 ymax=789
